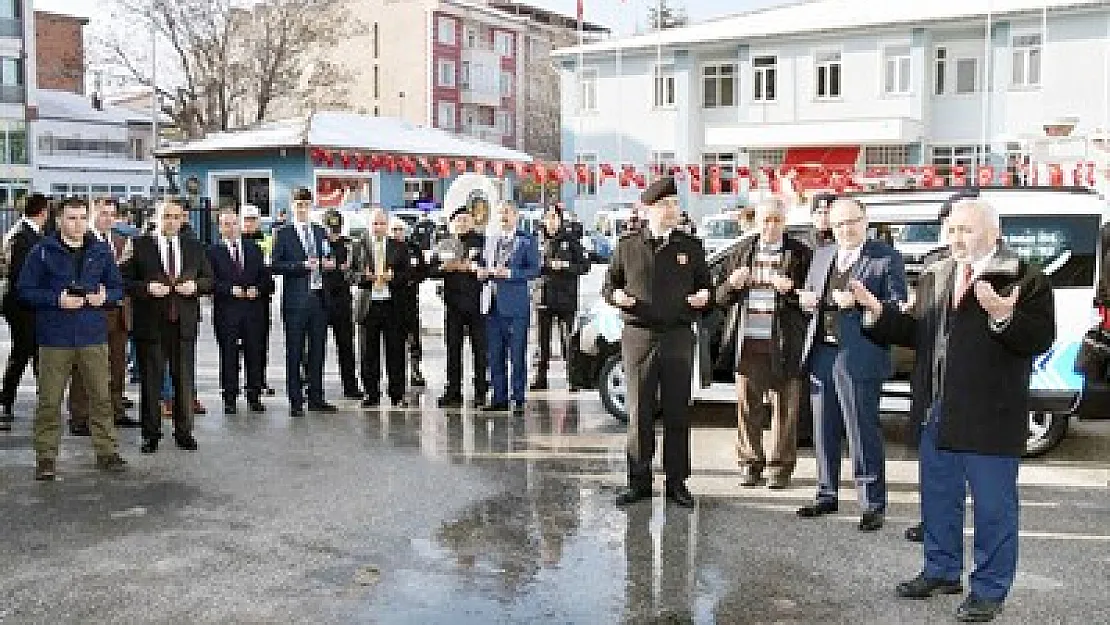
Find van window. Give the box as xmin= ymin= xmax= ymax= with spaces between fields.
xmin=704 ymin=219 xmax=742 ymax=239
xmin=898 ymin=223 xmax=942 ymax=244
xmin=1000 ymin=215 xmax=1099 ymax=288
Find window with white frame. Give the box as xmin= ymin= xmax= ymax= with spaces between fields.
xmin=576 ymin=153 xmax=597 ymax=196
xmin=464 ymin=26 xmax=477 ymax=48
xmin=500 ymin=70 xmax=513 ymax=97
xmin=654 ymin=63 xmax=676 ymax=108
xmin=955 ymin=57 xmax=978 ymax=94
xmin=934 ymin=47 xmax=947 ymax=95
xmin=864 ymin=145 xmax=911 ymax=168
xmin=930 ymin=145 xmax=988 ymax=182
xmin=744 ymin=148 xmax=785 ymax=170
xmin=460 ymin=61 xmax=470 ymax=89
xmin=437 ymin=60 xmax=456 ymax=88
xmin=703 ymin=64 xmax=737 ymax=108
xmin=495 ymin=111 xmax=512 ymax=134
xmin=1012 ymin=34 xmax=1042 ymax=88
xmin=437 ymin=17 xmax=456 ymax=45
xmin=884 ymin=46 xmax=912 ymax=95
xmin=495 ymin=32 xmax=514 ymax=57
xmin=437 ymin=102 xmax=456 ymax=129
xmin=815 ymin=50 xmax=842 ymax=99
xmin=702 ymin=152 xmax=737 ymax=194
xmin=753 ymin=56 xmax=777 ymax=102
xmin=650 ymin=151 xmax=676 ymax=180
xmin=578 ymin=68 xmax=598 ymax=113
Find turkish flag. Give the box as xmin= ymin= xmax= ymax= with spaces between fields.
xmin=473 ymin=159 xmax=486 ymax=175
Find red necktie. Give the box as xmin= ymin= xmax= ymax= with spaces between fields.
xmin=167 ymin=237 xmax=179 ymax=322
xmin=952 ymin=263 xmax=973 ymax=308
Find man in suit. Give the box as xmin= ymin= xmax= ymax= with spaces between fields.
xmin=123 ymin=198 xmax=213 ymax=454
xmin=208 ymin=208 xmax=269 ymax=414
xmin=270 ymin=187 xmax=338 ymax=417
xmin=714 ymin=197 xmax=813 ymax=490
xmin=391 ymin=217 xmax=428 ymax=388
xmin=795 ymin=198 xmax=907 ymax=531
xmin=479 ymin=202 xmax=540 ymax=413
xmin=0 ymin=193 xmax=49 ymax=429
xmin=17 ymin=198 xmax=128 ymax=479
xmin=348 ymin=207 xmax=410 ymax=407
xmin=434 ymin=207 xmax=488 ymax=408
xmin=68 ymin=198 xmax=141 ymax=434
xmin=603 ymin=177 xmax=712 ymax=509
xmin=321 ymin=209 xmax=363 ymax=400
xmin=853 ymin=199 xmax=1054 ymax=623
xmin=239 ymin=204 xmax=276 ymax=397
xmin=531 ymin=206 xmax=590 ymax=391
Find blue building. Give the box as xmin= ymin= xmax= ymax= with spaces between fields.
xmin=157 ymin=112 xmax=531 ymax=219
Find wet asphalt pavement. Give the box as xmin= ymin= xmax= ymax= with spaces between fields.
xmin=1 ymin=302 xmax=1109 ymax=624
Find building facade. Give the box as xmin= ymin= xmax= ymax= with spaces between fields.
xmin=329 ymin=0 xmax=604 ymax=161
xmin=555 ymin=0 xmax=1110 ymax=225
xmin=35 ymin=10 xmax=86 ymax=95
xmin=0 ymin=0 xmax=32 ymax=211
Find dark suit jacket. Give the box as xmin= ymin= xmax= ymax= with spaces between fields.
xmin=483 ymin=230 xmax=541 ymax=318
xmin=270 ymin=222 xmax=331 ymax=312
xmin=123 ymin=233 xmax=214 ymax=341
xmin=714 ymin=233 xmax=813 ymax=378
xmin=3 ymin=220 xmax=43 ymax=317
xmin=347 ymin=233 xmax=410 ymax=323
xmin=800 ymin=239 xmax=908 ymax=381
xmin=207 ymin=238 xmax=269 ymax=325
xmin=867 ymin=246 xmax=1055 ymax=456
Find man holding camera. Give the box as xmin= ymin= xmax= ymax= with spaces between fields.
xmin=17 ymin=198 xmax=127 ymax=480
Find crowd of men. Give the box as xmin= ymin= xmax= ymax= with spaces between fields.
xmin=1 ymin=176 xmax=1055 ymax=622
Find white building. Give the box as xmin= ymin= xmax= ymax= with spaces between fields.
xmin=33 ymin=89 xmax=157 ymax=201
xmin=0 ymin=0 xmax=33 ymax=211
xmin=554 ymin=0 xmax=1110 ymax=225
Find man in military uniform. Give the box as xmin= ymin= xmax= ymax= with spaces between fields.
xmin=531 ymin=206 xmax=590 ymax=391
xmin=391 ymin=218 xmax=427 ymax=387
xmin=322 ymin=209 xmax=363 ymax=399
xmin=434 ymin=207 xmax=488 ymax=408
xmin=602 ymin=177 xmax=712 ymax=509
xmin=411 ymin=212 xmax=438 ymax=253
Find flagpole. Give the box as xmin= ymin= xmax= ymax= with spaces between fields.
xmin=979 ymin=0 xmax=992 ymax=173
xmin=616 ymin=8 xmax=624 ymax=202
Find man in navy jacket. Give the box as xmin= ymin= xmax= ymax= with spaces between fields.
xmin=17 ymin=199 xmax=127 ymax=480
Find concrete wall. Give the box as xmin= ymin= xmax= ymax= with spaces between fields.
xmin=34 ymin=11 xmax=85 ymax=95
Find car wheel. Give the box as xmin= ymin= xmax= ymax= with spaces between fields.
xmin=598 ymin=353 xmax=629 ymax=424
xmin=1024 ymin=410 xmax=1069 ymax=458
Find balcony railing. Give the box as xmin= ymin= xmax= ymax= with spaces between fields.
xmin=0 ymin=18 xmax=22 ymax=38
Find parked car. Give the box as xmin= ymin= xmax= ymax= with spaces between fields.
xmin=568 ymin=186 xmax=1110 ymax=457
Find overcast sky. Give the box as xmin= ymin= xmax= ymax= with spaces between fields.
xmin=34 ymin=0 xmax=795 ymax=35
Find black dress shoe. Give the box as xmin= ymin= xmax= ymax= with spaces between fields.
xmin=615 ymin=486 xmax=652 ymax=507
xmin=483 ymin=402 xmax=510 ymax=412
xmin=568 ymin=385 xmax=580 ymax=393
xmin=248 ymin=400 xmax=265 ymax=413
xmin=796 ymin=501 xmax=838 ymax=518
xmin=905 ymin=522 xmax=924 ymax=543
xmin=122 ymin=397 xmax=135 ymax=409
xmin=224 ymin=402 xmax=237 ymax=415
xmin=343 ymin=390 xmax=365 ymax=400
xmin=529 ymin=379 xmax=548 ymax=391
xmin=511 ymin=401 xmax=525 ymax=415
xmin=956 ymin=595 xmax=1004 ymax=622
xmin=896 ymin=573 xmax=963 ymax=599
xmin=858 ymin=511 xmax=885 ymax=532
xmin=361 ymin=397 xmax=380 ymax=408
xmin=437 ymin=394 xmax=463 ymax=408
xmin=264 ymin=385 xmax=276 ymax=396
xmin=391 ymin=397 xmax=408 ymax=408
xmin=739 ymin=470 xmax=762 ymax=488
xmin=290 ymin=406 xmax=305 ymax=417
xmin=173 ymin=433 xmax=198 ymax=451
xmin=141 ymin=438 xmax=159 ymax=454
xmin=0 ymin=419 xmax=9 ymax=431
xmin=307 ymin=402 xmax=338 ymax=413
xmin=410 ymin=373 xmax=426 ymax=387
xmin=69 ymin=422 xmax=92 ymax=437
xmin=115 ymin=415 xmax=141 ymax=428
xmin=666 ymin=483 xmax=696 ymax=508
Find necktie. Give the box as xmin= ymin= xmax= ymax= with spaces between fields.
xmin=375 ymin=238 xmax=386 ymax=275
xmin=302 ymin=224 xmax=314 ymax=257
xmin=230 ymin=241 xmax=242 ymax=272
xmin=953 ymin=263 xmax=974 ymax=308
xmin=166 ymin=237 xmax=179 ymax=323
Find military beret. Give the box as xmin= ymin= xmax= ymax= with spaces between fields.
xmin=641 ymin=176 xmax=678 ymax=205
xmin=292 ymin=187 xmax=313 ymax=202
xmin=323 ymin=209 xmax=343 ymax=229
xmin=450 ymin=206 xmax=470 ymax=220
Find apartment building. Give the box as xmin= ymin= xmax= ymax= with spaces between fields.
xmin=332 ymin=0 xmax=605 ymax=162
xmin=0 ymin=0 xmax=32 ymax=210
xmin=554 ymin=0 xmax=1110 ymax=224
xmin=35 ymin=10 xmax=87 ymax=95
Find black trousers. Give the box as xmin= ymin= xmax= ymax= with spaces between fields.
xmin=215 ymin=313 xmax=263 ymax=402
xmin=138 ymin=322 xmax=196 ymax=441
xmin=444 ymin=305 xmax=487 ymax=398
xmin=359 ymin=300 xmax=405 ymax=401
xmin=535 ymin=306 xmax=574 ymax=376
xmin=327 ymin=299 xmax=360 ymax=394
xmin=399 ymin=299 xmax=422 ymax=371
xmin=622 ymin=325 xmax=694 ymax=489
xmin=1 ymin=307 xmax=37 ymax=408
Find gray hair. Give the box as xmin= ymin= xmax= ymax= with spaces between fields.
xmin=950 ymin=198 xmax=1000 ymax=229
xmin=756 ymin=196 xmax=787 ymax=216
xmin=829 ymin=198 xmax=866 ymax=216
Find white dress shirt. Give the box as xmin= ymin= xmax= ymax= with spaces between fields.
xmin=157 ymin=234 xmax=180 ymax=279
xmin=836 ymin=244 xmax=863 ymax=272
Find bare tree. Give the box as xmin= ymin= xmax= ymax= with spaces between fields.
xmin=99 ymin=0 xmax=357 ymax=137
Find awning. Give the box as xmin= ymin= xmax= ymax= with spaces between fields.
xmin=783 ymin=146 xmax=861 ymax=169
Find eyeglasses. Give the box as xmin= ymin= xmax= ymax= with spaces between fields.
xmin=831 ymin=216 xmax=864 ymax=229
xmin=390 ymin=227 xmax=405 ymax=232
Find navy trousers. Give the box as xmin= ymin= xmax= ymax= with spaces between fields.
xmin=808 ymin=344 xmax=887 ymax=513
xmin=283 ymin=293 xmax=328 ymax=407
xmin=921 ymin=409 xmax=1020 ymax=601
xmin=486 ymin=311 xmax=529 ymax=405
